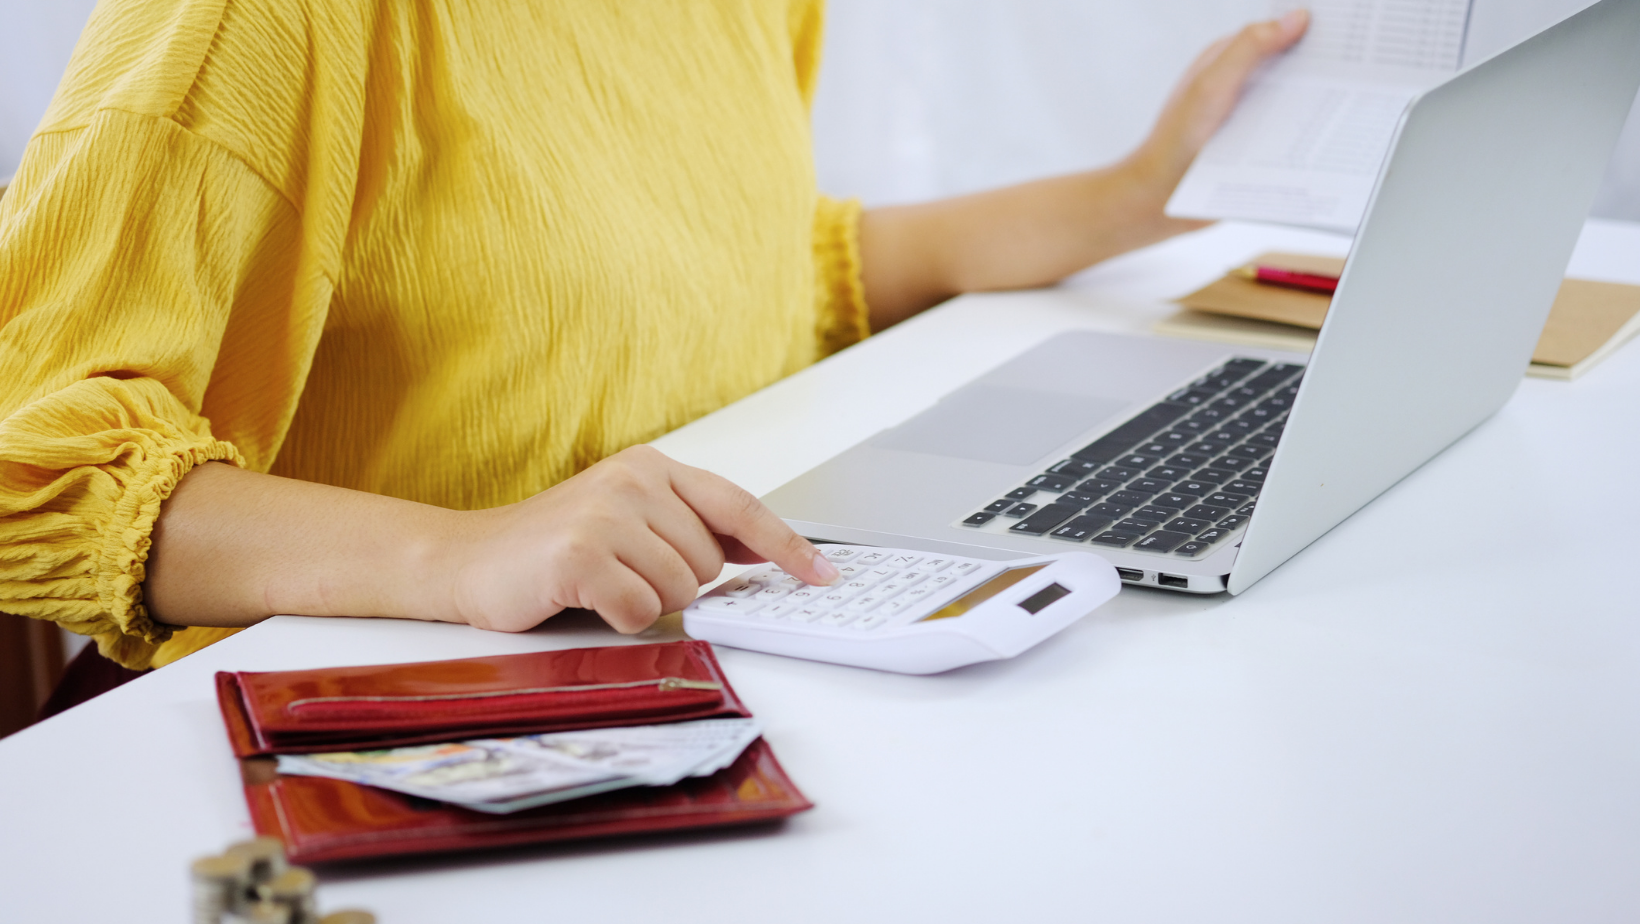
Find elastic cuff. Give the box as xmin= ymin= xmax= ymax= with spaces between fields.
xmin=813 ymin=195 xmax=871 ymax=356
xmin=95 ymin=438 xmax=244 ymax=669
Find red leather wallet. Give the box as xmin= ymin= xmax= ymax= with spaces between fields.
xmin=215 ymin=641 xmax=813 ymax=863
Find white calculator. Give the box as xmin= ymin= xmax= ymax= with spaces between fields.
xmin=682 ymin=545 xmax=1120 ymax=674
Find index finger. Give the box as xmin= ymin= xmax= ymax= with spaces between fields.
xmin=666 ymin=463 xmax=841 ymax=587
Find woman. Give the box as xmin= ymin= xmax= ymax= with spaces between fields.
xmin=0 ymin=1 xmax=1305 ymax=674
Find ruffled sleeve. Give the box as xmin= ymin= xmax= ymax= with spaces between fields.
xmin=0 ymin=113 xmax=317 ymax=669
xmin=812 ymin=194 xmax=871 ymax=356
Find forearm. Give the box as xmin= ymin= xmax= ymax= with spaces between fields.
xmin=858 ymin=156 xmax=1203 ymax=328
xmin=145 ymin=462 xmax=466 ymax=628
xmin=856 ymin=13 xmax=1308 ymax=331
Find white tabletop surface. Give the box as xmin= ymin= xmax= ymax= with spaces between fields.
xmin=4 ymin=219 xmax=1639 ymax=924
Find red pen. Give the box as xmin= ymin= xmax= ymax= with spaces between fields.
xmin=1232 ymin=264 xmax=1339 ymax=294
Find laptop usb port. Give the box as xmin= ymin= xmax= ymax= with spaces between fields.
xmin=1158 ymin=574 xmax=1190 ymax=589
xmin=1116 ymin=568 xmax=1144 ymax=582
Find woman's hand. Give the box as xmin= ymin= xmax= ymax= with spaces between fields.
xmin=147 ymin=448 xmax=836 ymax=636
xmin=1129 ymin=10 xmax=1311 ymax=198
xmin=442 ymin=445 xmax=838 ymax=634
xmin=857 ymin=12 xmax=1309 ymax=327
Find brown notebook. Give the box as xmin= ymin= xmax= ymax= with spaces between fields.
xmin=1159 ymin=251 xmax=1640 ymax=380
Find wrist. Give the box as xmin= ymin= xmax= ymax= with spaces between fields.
xmin=395 ymin=504 xmax=486 ymax=625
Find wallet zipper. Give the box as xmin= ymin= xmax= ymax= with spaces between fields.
xmin=285 ymin=677 xmax=721 ymax=713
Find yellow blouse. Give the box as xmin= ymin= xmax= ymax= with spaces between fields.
xmin=0 ymin=0 xmax=868 ymax=670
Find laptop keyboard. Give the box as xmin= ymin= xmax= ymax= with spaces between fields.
xmin=960 ymin=357 xmax=1304 ymax=558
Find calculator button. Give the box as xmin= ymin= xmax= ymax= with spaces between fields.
xmin=858 ymin=567 xmax=896 ymax=584
xmin=754 ymin=585 xmax=793 ymax=601
xmin=819 ymin=588 xmax=862 ymax=607
xmin=855 ymin=551 xmax=892 ymax=567
xmin=834 ymin=563 xmax=871 ymax=581
xmin=874 ymin=581 xmax=912 ymax=599
xmin=952 ymin=561 xmax=983 ymax=578
xmin=760 ymin=601 xmax=798 ymax=619
xmin=745 ymin=569 xmax=784 ymax=584
xmin=850 ymin=612 xmax=894 ymax=630
xmin=786 ymin=606 xmax=826 ymax=623
xmin=694 ymin=597 xmax=764 ymax=614
xmin=721 ymin=580 xmax=760 ymax=598
xmin=896 ymin=570 xmax=930 ymax=586
xmin=842 ymin=594 xmax=887 ymax=613
xmin=887 ymin=554 xmax=923 ymax=569
xmin=822 ymin=547 xmax=863 ymax=563
xmin=920 ymin=557 xmax=955 ymax=573
xmin=899 ymin=584 xmax=940 ymax=604
xmin=785 ymin=587 xmax=825 ymax=604
xmin=878 ymin=597 xmax=918 ymax=616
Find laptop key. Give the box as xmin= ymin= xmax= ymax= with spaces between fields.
xmin=1050 ymin=516 xmax=1113 ymax=542
xmin=1189 ymin=407 xmax=1230 ymax=423
xmin=1166 ymin=517 xmax=1210 ymax=533
xmin=1185 ymin=504 xmax=1231 ymax=521
xmin=1136 ymin=504 xmax=1183 ymax=521
xmin=1152 ymin=492 xmax=1198 ymax=509
xmin=1057 ymin=492 xmax=1097 ymax=509
xmin=1195 ymin=468 xmax=1235 ymax=483
xmin=1049 ymin=458 xmax=1102 ymax=477
xmin=1223 ymin=358 xmax=1268 ymax=375
xmin=1165 ymin=453 xmax=1212 ymax=469
xmin=1075 ymin=478 xmax=1123 ymax=495
xmin=1222 ymin=480 xmax=1262 ymax=495
xmin=1168 ymin=482 xmax=1212 ymax=499
xmin=1096 ymin=466 xmax=1140 ymax=481
xmin=1027 ymin=473 xmax=1075 ymax=491
xmin=1173 ymin=418 xmax=1215 ymax=433
xmin=1133 ymin=531 xmax=1191 ymax=553
xmin=1250 ymin=433 xmax=1282 ymax=448
xmin=1072 ymin=404 xmax=1191 ymax=462
xmin=983 ymin=499 xmax=1012 ymax=513
xmin=1090 ymin=531 xmax=1144 ymax=548
xmin=1117 ymin=517 xmax=1164 ymax=533
xmin=1009 ymin=504 xmax=1080 ymax=536
xmin=1126 ymin=478 xmax=1173 ymax=494
xmin=1168 ymin=387 xmax=1220 ymax=406
xmin=1174 ymin=540 xmax=1211 ymax=557
xmin=1106 ymin=490 xmax=1154 ymax=506
xmin=1227 ymin=445 xmax=1268 ymax=460
xmin=1005 ymin=503 xmax=1037 ymax=518
xmin=963 ymin=512 xmax=997 ymax=527
xmin=1006 ymin=487 xmax=1036 ymax=500
xmin=1090 ymin=502 xmax=1131 ymax=519
xmin=1238 ymin=502 xmax=1257 ymax=516
xmin=1241 ymin=466 xmax=1270 ymax=482
xmin=1216 ymin=515 xmax=1248 ymax=530
xmin=1146 ymin=465 xmax=1191 ymax=481
xmin=1196 ymin=528 xmax=1234 ymax=544
xmin=1204 ymin=492 xmax=1249 ymax=507
xmin=1211 ymin=456 xmax=1250 ymax=471
xmin=1113 ymin=453 xmax=1161 ymax=469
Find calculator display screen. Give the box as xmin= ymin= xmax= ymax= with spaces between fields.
xmin=919 ymin=565 xmax=1048 ymax=622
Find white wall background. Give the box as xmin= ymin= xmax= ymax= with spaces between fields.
xmin=1 ymin=0 xmax=1637 ymax=218
xmin=811 ymin=0 xmax=1640 ymax=218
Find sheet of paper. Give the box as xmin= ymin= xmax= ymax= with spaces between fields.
xmin=275 ymin=717 xmax=763 ymax=814
xmin=1167 ymin=0 xmax=1474 ymax=233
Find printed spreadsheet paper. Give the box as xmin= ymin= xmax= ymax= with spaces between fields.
xmin=1167 ymin=0 xmax=1474 ymax=233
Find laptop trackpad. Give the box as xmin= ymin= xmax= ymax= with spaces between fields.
xmin=867 ymin=384 xmax=1128 ymax=466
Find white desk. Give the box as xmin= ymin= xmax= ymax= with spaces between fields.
xmin=5 ymin=220 xmax=1639 ymax=924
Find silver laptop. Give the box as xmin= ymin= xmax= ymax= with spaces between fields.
xmin=766 ymin=0 xmax=1640 ymax=594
